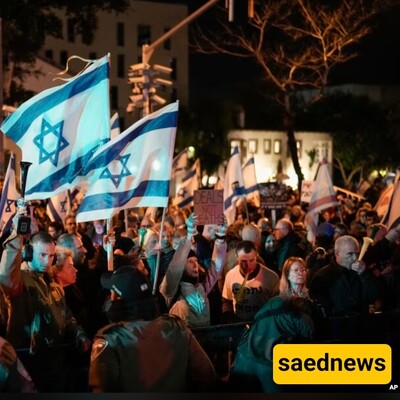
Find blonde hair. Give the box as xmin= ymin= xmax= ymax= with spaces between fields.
xmin=279 ymin=257 xmax=307 ymax=295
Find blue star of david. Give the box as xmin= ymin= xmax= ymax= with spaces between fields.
xmin=33 ymin=118 xmax=69 ymax=166
xmin=178 ymin=187 xmax=188 ymax=198
xmin=60 ymin=198 xmax=68 ymax=213
xmin=5 ymin=199 xmax=15 ymax=213
xmin=99 ymin=154 xmax=131 ymax=188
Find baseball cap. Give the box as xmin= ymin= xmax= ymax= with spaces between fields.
xmin=101 ymin=266 xmax=151 ymax=302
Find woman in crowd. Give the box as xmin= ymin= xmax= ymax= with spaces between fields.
xmin=279 ymin=257 xmax=309 ymax=298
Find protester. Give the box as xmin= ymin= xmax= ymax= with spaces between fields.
xmin=57 ymin=232 xmax=106 ymax=338
xmin=309 ymin=235 xmax=380 ymax=316
xmin=89 ymin=266 xmax=216 ymax=392
xmin=222 ymin=240 xmax=279 ymax=322
xmin=273 ymin=218 xmax=306 ymax=273
xmin=160 ymin=214 xmax=227 ymax=328
xmin=47 ymin=221 xmax=64 ymax=241
xmin=279 ymin=257 xmax=309 ymax=298
xmin=0 ymin=210 xmax=90 ymax=392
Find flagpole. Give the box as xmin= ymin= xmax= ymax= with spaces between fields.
xmin=124 ymin=209 xmax=129 ymax=234
xmin=152 ymin=206 xmax=167 ymax=295
xmin=106 ymin=218 xmax=114 ymax=272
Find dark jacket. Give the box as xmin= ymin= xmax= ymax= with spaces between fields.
xmin=89 ymin=310 xmax=216 ymax=392
xmin=229 ymin=296 xmax=314 ymax=392
xmin=309 ymin=259 xmax=375 ymax=316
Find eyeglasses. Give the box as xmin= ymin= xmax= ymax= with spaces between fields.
xmin=290 ymin=268 xmax=307 ymax=273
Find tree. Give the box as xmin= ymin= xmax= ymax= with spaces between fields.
xmin=297 ymin=92 xmax=398 ymax=188
xmin=192 ymin=0 xmax=394 ymax=188
xmin=1 ymin=0 xmax=129 ymax=103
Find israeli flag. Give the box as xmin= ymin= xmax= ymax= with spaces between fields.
xmin=171 ymin=147 xmax=188 ymax=178
xmin=1 ymin=55 xmax=110 ymax=200
xmin=0 ymin=154 xmax=19 ymax=236
xmin=46 ymin=190 xmax=72 ymax=222
xmin=223 ymin=146 xmax=246 ymax=225
xmin=242 ymin=156 xmax=260 ymax=207
xmin=76 ymin=102 xmax=179 ymax=222
xmin=174 ymin=159 xmax=200 ymax=208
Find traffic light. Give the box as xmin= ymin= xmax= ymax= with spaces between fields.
xmin=126 ymin=60 xmax=173 ymax=114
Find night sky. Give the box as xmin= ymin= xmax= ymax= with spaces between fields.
xmin=160 ymin=0 xmax=400 ymax=96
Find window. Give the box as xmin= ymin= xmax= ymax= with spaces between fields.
xmin=163 ymin=27 xmax=171 ymax=50
xmin=263 ymin=139 xmax=271 ymax=154
xmin=117 ymin=54 xmax=125 ymax=78
xmin=60 ymin=51 xmax=68 ymax=66
xmin=274 ymin=139 xmax=282 ymax=154
xmin=117 ymin=23 xmax=124 ymax=46
xmin=44 ymin=50 xmax=53 ymax=60
xmin=248 ymin=139 xmax=258 ymax=154
xmin=67 ymin=19 xmax=75 ymax=43
xmin=137 ymin=25 xmax=151 ymax=46
xmin=110 ymin=86 xmax=118 ymax=109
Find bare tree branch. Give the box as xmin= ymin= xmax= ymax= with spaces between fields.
xmin=191 ymin=0 xmax=395 ymax=187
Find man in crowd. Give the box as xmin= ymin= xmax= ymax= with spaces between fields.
xmin=0 ymin=210 xmax=90 ymax=392
xmin=222 ymin=240 xmax=279 ymax=322
xmin=309 ymin=235 xmax=380 ymax=316
xmin=89 ymin=266 xmax=216 ymax=392
xmin=273 ymin=218 xmax=306 ymax=273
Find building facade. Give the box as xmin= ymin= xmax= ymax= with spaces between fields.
xmin=228 ymin=130 xmax=333 ymax=188
xmin=39 ymin=1 xmax=189 ymax=129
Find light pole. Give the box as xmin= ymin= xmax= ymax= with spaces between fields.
xmin=127 ymin=0 xmax=224 ymax=117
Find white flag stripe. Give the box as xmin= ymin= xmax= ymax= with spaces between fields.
xmin=381 ymin=177 xmax=400 ymax=231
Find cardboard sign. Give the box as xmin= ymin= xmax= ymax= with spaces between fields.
xmin=194 ymin=189 xmax=224 ymax=225
xmin=301 ymin=180 xmax=315 ymax=203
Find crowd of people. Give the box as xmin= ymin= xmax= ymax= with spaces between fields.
xmin=0 ymin=184 xmax=399 ymax=393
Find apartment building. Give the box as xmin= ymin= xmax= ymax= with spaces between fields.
xmin=39 ymin=1 xmax=189 ymax=129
